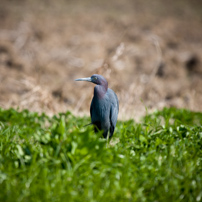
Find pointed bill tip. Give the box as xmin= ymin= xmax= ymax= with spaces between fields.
xmin=75 ymin=77 xmax=92 ymax=82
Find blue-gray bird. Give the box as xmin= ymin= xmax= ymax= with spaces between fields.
xmin=75 ymin=74 xmax=119 ymax=139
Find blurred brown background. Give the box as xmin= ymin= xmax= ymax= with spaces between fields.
xmin=0 ymin=0 xmax=202 ymax=120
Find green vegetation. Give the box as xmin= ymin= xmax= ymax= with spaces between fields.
xmin=0 ymin=107 xmax=202 ymax=202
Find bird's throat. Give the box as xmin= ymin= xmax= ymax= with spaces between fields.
xmin=94 ymin=85 xmax=107 ymax=99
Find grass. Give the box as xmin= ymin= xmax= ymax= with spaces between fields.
xmin=0 ymin=107 xmax=202 ymax=202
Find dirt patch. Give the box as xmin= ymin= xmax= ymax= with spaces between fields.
xmin=0 ymin=0 xmax=202 ymax=120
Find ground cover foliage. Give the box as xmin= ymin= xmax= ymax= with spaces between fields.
xmin=0 ymin=107 xmax=202 ymax=202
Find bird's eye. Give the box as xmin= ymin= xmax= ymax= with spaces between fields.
xmin=94 ymin=77 xmax=97 ymax=80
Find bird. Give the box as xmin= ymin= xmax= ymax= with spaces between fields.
xmin=75 ymin=74 xmax=119 ymax=139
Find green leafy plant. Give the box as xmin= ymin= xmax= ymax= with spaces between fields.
xmin=0 ymin=107 xmax=201 ymax=202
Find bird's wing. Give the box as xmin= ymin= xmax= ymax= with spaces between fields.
xmin=109 ymin=89 xmax=119 ymax=138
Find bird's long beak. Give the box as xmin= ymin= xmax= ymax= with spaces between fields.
xmin=75 ymin=77 xmax=92 ymax=82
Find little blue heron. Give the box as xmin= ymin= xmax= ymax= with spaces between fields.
xmin=75 ymin=74 xmax=119 ymax=139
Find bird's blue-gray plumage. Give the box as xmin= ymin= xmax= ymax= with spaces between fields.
xmin=75 ymin=74 xmax=119 ymax=139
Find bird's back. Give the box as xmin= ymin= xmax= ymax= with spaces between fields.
xmin=108 ymin=88 xmax=119 ymax=138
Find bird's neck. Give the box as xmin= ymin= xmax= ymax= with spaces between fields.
xmin=94 ymin=84 xmax=108 ymax=99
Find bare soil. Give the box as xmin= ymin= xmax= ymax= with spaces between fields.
xmin=0 ymin=0 xmax=202 ymax=120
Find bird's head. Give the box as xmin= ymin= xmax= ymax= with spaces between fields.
xmin=75 ymin=74 xmax=108 ymax=86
